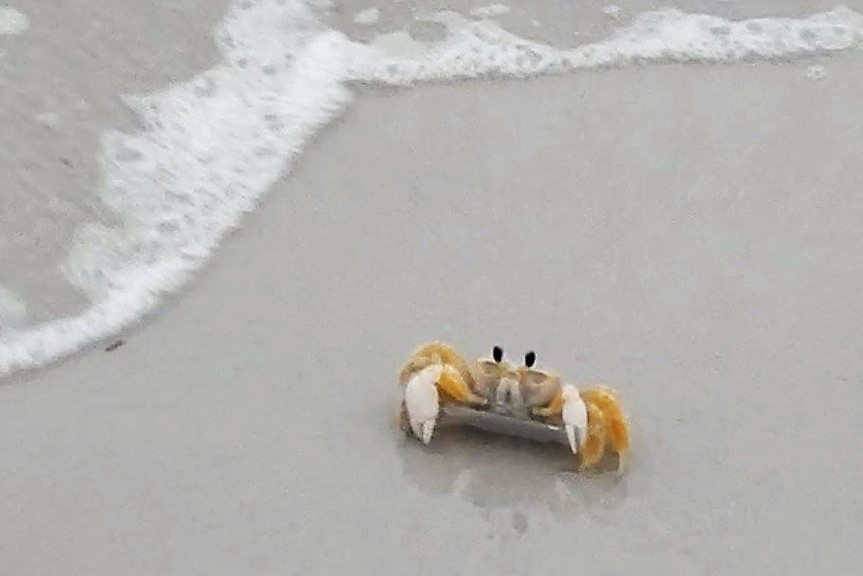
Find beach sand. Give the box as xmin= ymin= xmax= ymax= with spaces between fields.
xmin=3 ymin=2 xmax=863 ymax=574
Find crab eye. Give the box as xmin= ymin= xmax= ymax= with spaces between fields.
xmin=492 ymin=346 xmax=503 ymax=363
xmin=525 ymin=351 xmax=536 ymax=368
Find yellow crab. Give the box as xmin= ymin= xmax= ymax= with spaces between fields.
xmin=396 ymin=342 xmax=631 ymax=472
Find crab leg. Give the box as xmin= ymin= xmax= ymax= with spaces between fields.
xmin=532 ymin=390 xmax=564 ymax=417
xmin=579 ymin=402 xmax=608 ymax=470
xmin=437 ymin=365 xmax=489 ymax=406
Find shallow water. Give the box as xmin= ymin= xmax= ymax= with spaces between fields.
xmin=1 ymin=0 xmax=863 ymax=376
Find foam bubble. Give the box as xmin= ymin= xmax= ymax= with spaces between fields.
xmin=470 ymin=4 xmax=510 ymax=18
xmin=603 ymin=5 xmax=622 ymax=20
xmin=3 ymin=2 xmax=863 ymax=377
xmin=348 ymin=7 xmax=863 ymax=84
xmin=0 ymin=6 xmax=28 ymax=35
xmin=805 ymin=64 xmax=827 ymax=80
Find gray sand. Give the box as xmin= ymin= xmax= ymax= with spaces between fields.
xmin=3 ymin=2 xmax=863 ymax=575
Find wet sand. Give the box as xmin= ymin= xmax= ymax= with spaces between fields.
xmin=3 ymin=2 xmax=863 ymax=575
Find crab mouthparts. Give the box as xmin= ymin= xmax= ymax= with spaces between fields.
xmin=491 ymin=377 xmax=530 ymax=419
xmin=495 ymin=377 xmax=523 ymax=405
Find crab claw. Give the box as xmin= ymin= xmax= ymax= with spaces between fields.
xmin=561 ymin=384 xmax=588 ymax=454
xmin=404 ymin=364 xmax=443 ymax=445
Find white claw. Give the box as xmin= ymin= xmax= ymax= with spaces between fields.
xmin=565 ymin=425 xmax=578 ymax=454
xmin=561 ymin=384 xmax=588 ymax=454
xmin=404 ymin=364 xmax=442 ymax=445
xmin=420 ymin=420 xmax=436 ymax=445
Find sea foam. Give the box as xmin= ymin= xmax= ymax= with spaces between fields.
xmin=1 ymin=0 xmax=862 ymax=377
xmin=0 ymin=6 xmax=28 ymax=36
xmin=2 ymin=0 xmax=354 ymax=375
xmin=349 ymin=7 xmax=863 ymax=83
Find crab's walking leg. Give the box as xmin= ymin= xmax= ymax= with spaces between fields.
xmin=532 ymin=392 xmax=563 ymax=418
xmin=617 ymin=450 xmax=627 ymax=474
xmin=437 ymin=365 xmax=488 ymax=406
xmin=580 ymin=386 xmax=630 ymax=454
xmin=579 ymin=403 xmax=608 ymax=470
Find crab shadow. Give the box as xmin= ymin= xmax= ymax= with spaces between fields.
xmin=396 ymin=424 xmax=629 ymax=524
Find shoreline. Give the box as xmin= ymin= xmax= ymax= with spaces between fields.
xmin=4 ymin=2 xmax=863 ymax=380
xmin=3 ymin=53 xmax=863 ymax=573
xmin=0 ymin=50 xmax=854 ymax=384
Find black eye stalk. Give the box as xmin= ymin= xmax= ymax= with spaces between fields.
xmin=492 ymin=346 xmax=503 ymax=363
xmin=524 ymin=351 xmax=536 ymax=368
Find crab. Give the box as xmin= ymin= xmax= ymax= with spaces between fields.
xmin=396 ymin=342 xmax=631 ymax=472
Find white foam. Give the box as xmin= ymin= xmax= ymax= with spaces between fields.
xmin=0 ymin=6 xmax=28 ymax=35
xmin=470 ymin=4 xmax=510 ymax=18
xmin=3 ymin=2 xmax=863 ymax=377
xmin=0 ymin=0 xmax=354 ymax=375
xmin=603 ymin=5 xmax=623 ymax=20
xmin=805 ymin=64 xmax=827 ymax=80
xmin=348 ymin=7 xmax=863 ymax=84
